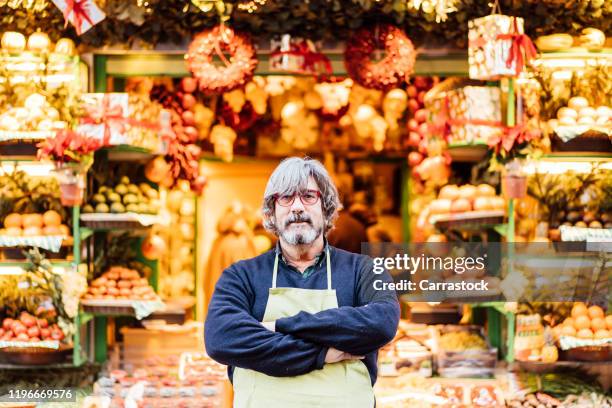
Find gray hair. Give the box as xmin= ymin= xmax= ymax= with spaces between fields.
xmin=262 ymin=157 xmax=340 ymax=234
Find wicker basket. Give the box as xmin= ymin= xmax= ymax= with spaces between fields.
xmin=0 ymin=344 xmax=72 ymax=365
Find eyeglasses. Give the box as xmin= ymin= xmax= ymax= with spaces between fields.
xmin=274 ymin=190 xmax=321 ymax=207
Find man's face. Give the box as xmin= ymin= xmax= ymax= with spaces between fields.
xmin=274 ymin=177 xmax=325 ymax=246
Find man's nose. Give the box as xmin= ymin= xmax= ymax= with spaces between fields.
xmin=290 ymin=195 xmax=306 ymax=212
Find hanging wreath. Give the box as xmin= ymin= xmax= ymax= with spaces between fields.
xmin=186 ymin=25 xmax=258 ymax=94
xmin=344 ymin=24 xmax=416 ymax=90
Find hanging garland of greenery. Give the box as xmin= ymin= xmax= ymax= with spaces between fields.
xmin=0 ymin=0 xmax=609 ymax=49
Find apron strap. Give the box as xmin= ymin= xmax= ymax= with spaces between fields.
xmin=272 ymin=247 xmax=332 ymax=290
xmin=326 ymin=248 xmax=332 ymax=290
xmin=272 ymin=252 xmax=279 ymax=288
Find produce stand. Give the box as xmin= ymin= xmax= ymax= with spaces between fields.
xmin=0 ymin=1 xmax=611 ymax=406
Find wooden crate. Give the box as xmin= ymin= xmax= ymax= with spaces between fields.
xmin=120 ymin=324 xmax=204 ymax=367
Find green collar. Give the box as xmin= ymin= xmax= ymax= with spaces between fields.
xmin=276 ymin=240 xmax=329 ymax=279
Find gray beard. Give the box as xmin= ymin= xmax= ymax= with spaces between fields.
xmin=279 ymin=224 xmax=321 ymax=245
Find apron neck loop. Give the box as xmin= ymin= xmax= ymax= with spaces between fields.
xmin=272 ymin=247 xmax=332 ymax=290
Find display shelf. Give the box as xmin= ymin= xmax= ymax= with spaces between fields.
xmin=447 ymin=141 xmax=489 ymax=162
xmin=0 ymin=361 xmax=76 ymax=370
xmin=0 ymin=130 xmax=56 ymax=142
xmin=102 ymin=145 xmax=155 ymax=162
xmin=433 ymin=211 xmax=506 ymax=233
xmin=80 ymin=213 xmax=166 ymax=230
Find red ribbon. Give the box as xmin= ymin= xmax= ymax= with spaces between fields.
xmin=496 ymin=17 xmax=537 ymax=76
xmin=62 ymin=0 xmax=96 ymax=36
xmin=81 ymin=95 xmax=160 ymax=145
xmin=270 ymin=41 xmax=332 ymax=76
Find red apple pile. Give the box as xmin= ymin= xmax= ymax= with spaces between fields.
xmin=0 ymin=311 xmax=65 ymax=343
xmin=404 ymin=76 xmax=439 ymax=167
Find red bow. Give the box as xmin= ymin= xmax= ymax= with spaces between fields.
xmin=496 ymin=18 xmax=537 ymax=76
xmin=429 ymin=96 xmax=452 ymax=140
xmin=271 ymin=41 xmax=332 ymax=77
xmin=487 ymin=124 xmax=540 ymax=154
xmin=63 ymin=0 xmax=96 ymax=36
xmin=81 ymin=95 xmax=127 ymax=146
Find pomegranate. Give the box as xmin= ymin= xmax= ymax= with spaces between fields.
xmin=181 ymin=77 xmax=198 ymax=93
xmin=12 ymin=321 xmax=26 ymax=335
xmin=182 ymin=93 xmax=196 ymax=110
xmin=40 ymin=328 xmax=51 ymax=339
xmin=406 ymin=131 xmax=421 ymax=148
xmin=27 ymin=326 xmax=40 ymax=338
xmin=408 ymin=151 xmax=424 ymax=167
xmin=16 ymin=333 xmax=29 ymax=341
xmin=37 ymin=318 xmax=49 ymax=328
xmin=20 ymin=313 xmax=36 ymax=328
xmin=414 ymin=109 xmax=428 ymax=123
xmin=407 ymin=118 xmax=419 ymax=132
xmin=406 ymin=85 xmax=418 ymax=98
xmin=2 ymin=318 xmax=13 ymax=331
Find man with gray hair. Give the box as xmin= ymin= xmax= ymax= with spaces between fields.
xmin=205 ymin=157 xmax=399 ymax=408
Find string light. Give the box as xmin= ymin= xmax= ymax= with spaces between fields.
xmin=237 ymin=0 xmax=266 ymax=13
xmin=406 ymin=0 xmax=459 ymax=23
xmin=0 ymin=0 xmax=48 ymax=12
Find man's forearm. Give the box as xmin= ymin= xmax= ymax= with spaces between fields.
xmin=274 ymin=301 xmax=400 ymax=355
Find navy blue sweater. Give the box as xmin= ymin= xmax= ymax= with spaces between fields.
xmin=204 ymin=245 xmax=400 ymax=385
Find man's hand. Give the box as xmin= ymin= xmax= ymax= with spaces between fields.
xmin=261 ymin=321 xmax=276 ymax=332
xmin=324 ymin=347 xmax=364 ymax=363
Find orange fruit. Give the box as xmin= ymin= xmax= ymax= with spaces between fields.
xmin=573 ymin=315 xmax=591 ymax=330
xmin=560 ymin=325 xmax=576 ymax=337
xmin=42 ymin=210 xmax=61 ymax=227
xmin=571 ymin=303 xmax=588 ymax=318
xmin=22 ymin=214 xmax=43 ymax=229
xmin=576 ymin=329 xmax=593 ymax=339
xmin=3 ymin=213 xmax=22 ymax=229
xmin=563 ymin=317 xmax=574 ymax=327
xmin=591 ymin=317 xmax=606 ymax=332
xmin=594 ymin=329 xmax=610 ymax=340
xmin=587 ymin=305 xmax=604 ymax=319
xmin=606 ymin=315 xmax=612 ymax=330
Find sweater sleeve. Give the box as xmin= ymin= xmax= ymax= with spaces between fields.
xmin=275 ymin=256 xmax=399 ymax=356
xmin=204 ymin=263 xmax=328 ymax=377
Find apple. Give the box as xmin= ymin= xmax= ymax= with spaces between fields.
xmin=2 ymin=318 xmax=13 ymax=331
xmin=27 ymin=326 xmax=40 ymax=338
xmin=16 ymin=333 xmax=29 ymax=341
xmin=184 ymin=126 xmax=199 ymax=143
xmin=29 ymin=337 xmax=41 ymax=342
xmin=37 ymin=318 xmax=49 ymax=328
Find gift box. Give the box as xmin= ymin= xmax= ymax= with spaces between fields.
xmin=78 ymin=93 xmax=130 ymax=146
xmin=78 ymin=93 xmax=165 ymax=150
xmin=428 ymin=86 xmax=502 ymax=144
xmin=52 ymin=0 xmax=106 ymax=35
xmin=468 ymin=15 xmax=527 ymax=80
xmin=269 ymin=34 xmax=331 ymax=76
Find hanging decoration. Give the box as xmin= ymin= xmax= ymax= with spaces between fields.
xmin=468 ymin=14 xmax=536 ymax=79
xmin=51 ymin=0 xmax=106 ymax=35
xmin=269 ymin=35 xmax=332 ymax=78
xmin=406 ymin=0 xmax=459 ymax=23
xmin=186 ymin=25 xmax=258 ymax=94
xmin=313 ymin=78 xmax=352 ymax=121
xmin=344 ymin=24 xmax=416 ymax=90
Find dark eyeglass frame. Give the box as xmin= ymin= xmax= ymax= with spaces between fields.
xmin=274 ymin=190 xmax=322 ymax=207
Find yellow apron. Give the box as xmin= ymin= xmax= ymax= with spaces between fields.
xmin=233 ymin=249 xmax=375 ymax=408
